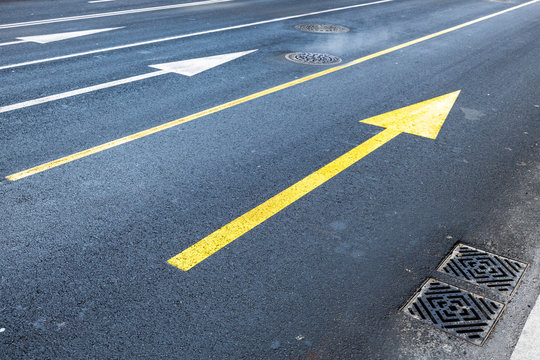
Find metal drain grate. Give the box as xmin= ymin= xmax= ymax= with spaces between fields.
xmin=295 ymin=24 xmax=350 ymax=34
xmin=285 ymin=52 xmax=342 ymax=65
xmin=403 ymin=279 xmax=504 ymax=345
xmin=438 ymin=244 xmax=528 ymax=296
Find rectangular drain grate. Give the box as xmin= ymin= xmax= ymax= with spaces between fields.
xmin=403 ymin=278 xmax=505 ymax=345
xmin=437 ymin=244 xmax=528 ymax=296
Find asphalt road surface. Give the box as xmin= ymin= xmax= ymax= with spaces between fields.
xmin=0 ymin=0 xmax=539 ymax=358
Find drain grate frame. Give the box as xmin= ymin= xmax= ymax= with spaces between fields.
xmin=437 ymin=244 xmax=528 ymax=296
xmin=402 ymin=278 xmax=505 ymax=346
xmin=284 ymin=52 xmax=342 ymax=65
xmin=295 ymin=24 xmax=350 ymax=34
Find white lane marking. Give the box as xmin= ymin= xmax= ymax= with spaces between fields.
xmin=511 ymin=294 xmax=540 ymax=360
xmin=16 ymin=27 xmax=123 ymax=44
xmin=89 ymin=0 xmax=115 ymax=3
xmin=149 ymin=49 xmax=257 ymax=76
xmin=0 ymin=50 xmax=256 ymax=113
xmin=0 ymin=0 xmax=392 ymax=71
xmin=0 ymin=0 xmax=232 ymax=29
xmin=0 ymin=71 xmax=166 ymax=114
xmin=0 ymin=40 xmax=26 ymax=47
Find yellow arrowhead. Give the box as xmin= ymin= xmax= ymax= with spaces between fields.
xmin=360 ymin=90 xmax=460 ymax=139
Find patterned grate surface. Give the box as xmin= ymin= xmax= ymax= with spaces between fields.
xmin=438 ymin=244 xmax=528 ymax=296
xmin=403 ymin=279 xmax=504 ymax=345
xmin=295 ymin=24 xmax=350 ymax=33
xmin=284 ymin=52 xmax=342 ymax=65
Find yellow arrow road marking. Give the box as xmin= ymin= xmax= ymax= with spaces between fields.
xmin=360 ymin=90 xmax=461 ymax=139
xmin=168 ymin=91 xmax=460 ymax=270
xmin=5 ymin=0 xmax=538 ymax=181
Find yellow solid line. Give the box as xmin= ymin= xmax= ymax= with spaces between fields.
xmin=168 ymin=128 xmax=402 ymax=270
xmin=6 ymin=0 xmax=538 ymax=181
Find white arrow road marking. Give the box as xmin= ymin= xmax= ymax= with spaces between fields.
xmin=0 ymin=50 xmax=257 ymax=114
xmin=149 ymin=49 xmax=257 ymax=76
xmin=0 ymin=27 xmax=123 ymax=47
xmin=89 ymin=0 xmax=115 ymax=3
xmin=0 ymin=0 xmax=232 ymax=29
xmin=0 ymin=0 xmax=391 ymax=70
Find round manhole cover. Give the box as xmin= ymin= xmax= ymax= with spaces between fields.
xmin=285 ymin=52 xmax=342 ymax=65
xmin=295 ymin=24 xmax=350 ymax=34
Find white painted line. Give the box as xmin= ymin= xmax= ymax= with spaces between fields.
xmin=0 ymin=71 xmax=166 ymax=114
xmin=0 ymin=0 xmax=232 ymax=29
xmin=0 ymin=50 xmax=256 ymax=113
xmin=511 ymin=294 xmax=540 ymax=360
xmin=16 ymin=27 xmax=123 ymax=44
xmin=149 ymin=49 xmax=257 ymax=76
xmin=0 ymin=0 xmax=392 ymax=71
xmin=89 ymin=0 xmax=115 ymax=3
xmin=0 ymin=40 xmax=26 ymax=47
